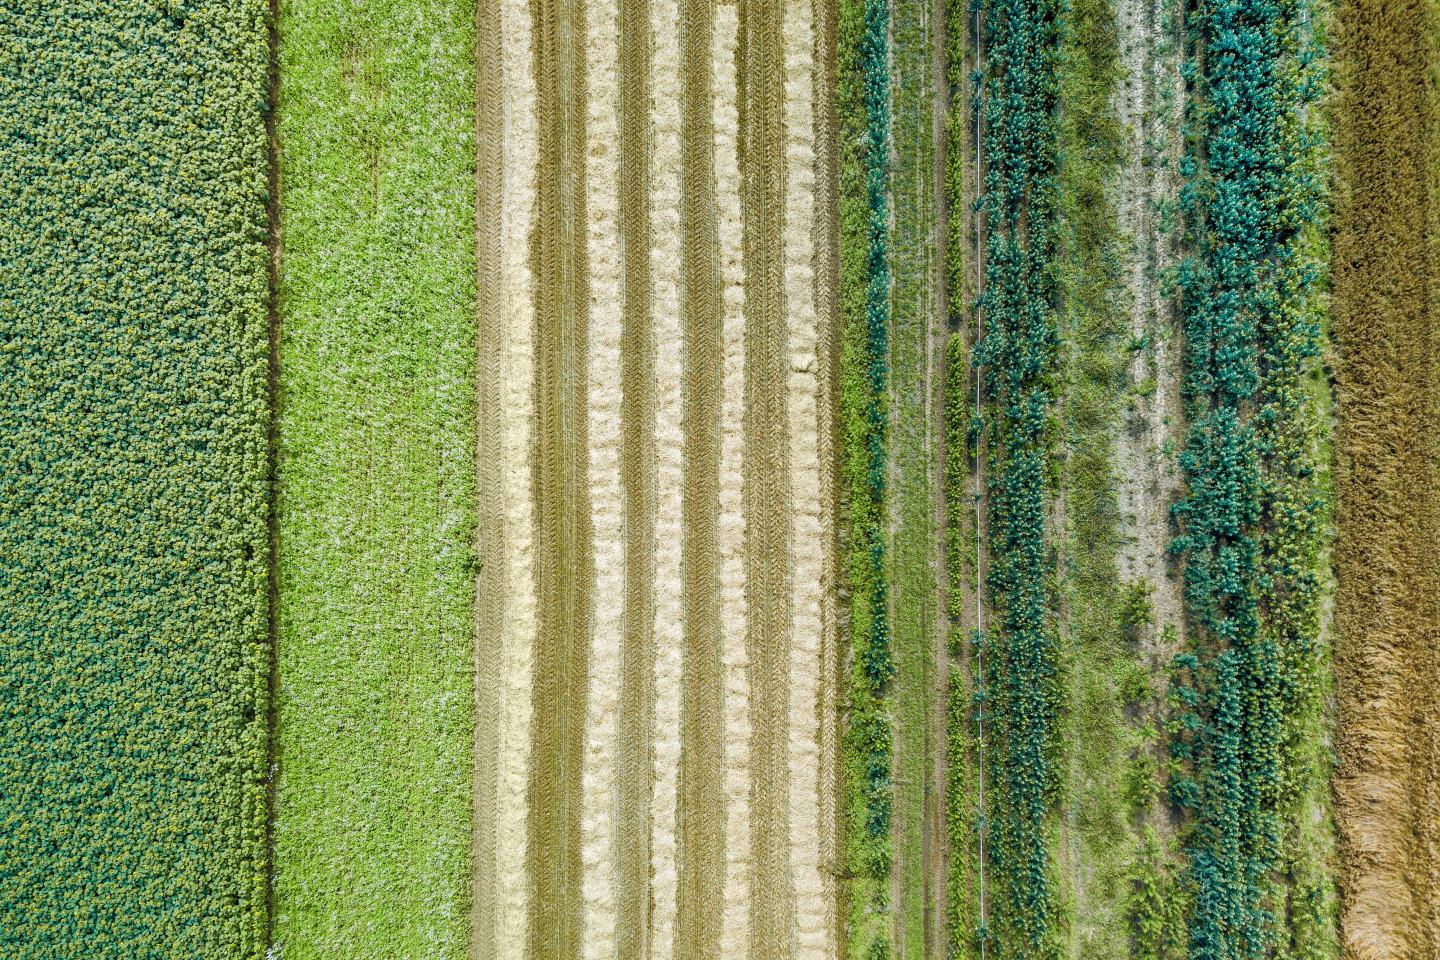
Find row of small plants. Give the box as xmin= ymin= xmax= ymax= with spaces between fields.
xmin=1168 ymin=1 xmax=1329 ymax=958
xmin=838 ymin=0 xmax=895 ymax=955
xmin=971 ymin=0 xmax=1065 ymax=957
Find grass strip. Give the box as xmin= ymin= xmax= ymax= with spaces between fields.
xmin=271 ymin=0 xmax=477 ymax=953
xmin=474 ymin=2 xmax=508 ymax=957
xmin=1051 ymin=0 xmax=1143 ymax=956
xmin=890 ymin=0 xmax=941 ymax=953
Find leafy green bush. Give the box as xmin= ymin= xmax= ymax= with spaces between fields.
xmin=839 ymin=0 xmax=894 ymax=955
xmin=1170 ymin=1 xmax=1327 ymax=957
xmin=0 ymin=3 xmax=272 ymax=956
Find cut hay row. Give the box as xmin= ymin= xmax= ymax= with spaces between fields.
xmin=270 ymin=0 xmax=478 ymax=955
xmin=493 ymin=0 xmax=539 ymax=956
xmin=481 ymin=2 xmax=838 ymax=958
xmin=648 ymin=0 xmax=685 ymax=951
xmin=0 ymin=4 xmax=271 ymax=955
xmin=715 ymin=10 xmax=753 ymax=958
xmin=1332 ymin=1 xmax=1440 ymax=956
xmin=525 ymin=0 xmax=595 ymax=951
xmin=782 ymin=0 xmax=831 ymax=952
xmin=614 ymin=0 xmax=660 ymax=954
xmin=737 ymin=0 xmax=800 ymax=952
xmin=677 ymin=0 xmax=726 ymax=954
xmin=580 ymin=0 xmax=623 ymax=952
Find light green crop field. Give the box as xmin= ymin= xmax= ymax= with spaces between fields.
xmin=270 ymin=0 xmax=478 ymax=955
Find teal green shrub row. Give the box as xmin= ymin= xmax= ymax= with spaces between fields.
xmin=973 ymin=0 xmax=1064 ymax=955
xmin=838 ymin=0 xmax=894 ymax=955
xmin=0 ymin=3 xmax=272 ymax=957
xmin=1169 ymin=1 xmax=1328 ymax=958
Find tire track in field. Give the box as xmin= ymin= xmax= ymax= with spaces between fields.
xmin=581 ymin=0 xmax=623 ymax=955
xmin=473 ymin=0 xmax=506 ymax=955
xmin=525 ymin=0 xmax=592 ymax=956
xmin=737 ymin=1 xmax=795 ymax=956
xmin=677 ymin=1 xmax=726 ymax=957
xmin=615 ymin=1 xmax=658 ymax=956
xmin=713 ymin=10 xmax=752 ymax=957
xmin=648 ymin=0 xmax=686 ymax=952
xmin=494 ymin=2 xmax=538 ymax=956
xmin=781 ymin=0 xmax=829 ymax=954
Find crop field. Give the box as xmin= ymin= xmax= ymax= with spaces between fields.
xmin=4 ymin=1 xmax=1439 ymax=959
xmin=1331 ymin=1 xmax=1440 ymax=957
xmin=0 ymin=3 xmax=272 ymax=957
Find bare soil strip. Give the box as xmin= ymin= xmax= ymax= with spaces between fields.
xmin=737 ymin=1 xmax=796 ymax=956
xmin=713 ymin=10 xmax=754 ymax=956
xmin=1113 ymin=0 xmax=1184 ymax=655
xmin=648 ymin=0 xmax=687 ymax=952
xmin=525 ymin=0 xmax=593 ymax=955
xmin=781 ymin=0 xmax=830 ymax=954
xmin=473 ymin=0 xmax=507 ymax=956
xmin=676 ymin=1 xmax=727 ymax=957
xmin=1332 ymin=3 xmax=1440 ymax=956
xmin=581 ymin=1 xmax=624 ymax=955
xmin=615 ymin=0 xmax=659 ymax=956
xmin=495 ymin=2 xmax=539 ymax=955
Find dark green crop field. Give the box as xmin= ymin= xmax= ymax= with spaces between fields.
xmin=0 ymin=2 xmax=273 ymax=957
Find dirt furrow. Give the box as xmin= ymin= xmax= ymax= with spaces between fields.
xmin=473 ymin=0 xmax=507 ymax=956
xmin=615 ymin=0 xmax=658 ymax=956
xmin=525 ymin=0 xmax=593 ymax=955
xmin=738 ymin=0 xmax=796 ymax=956
xmin=581 ymin=0 xmax=624 ymax=954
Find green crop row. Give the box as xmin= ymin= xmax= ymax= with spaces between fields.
xmin=838 ymin=0 xmax=895 ymax=956
xmin=0 ymin=3 xmax=273 ymax=957
xmin=1168 ymin=1 xmax=1330 ymax=958
xmin=972 ymin=0 xmax=1065 ymax=956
